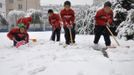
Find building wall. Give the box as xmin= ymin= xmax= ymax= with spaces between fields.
xmin=6 ymin=0 xmax=14 ymax=15
xmin=26 ymin=0 xmax=40 ymax=10
xmin=6 ymin=0 xmax=40 ymax=15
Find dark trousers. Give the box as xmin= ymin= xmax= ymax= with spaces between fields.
xmin=51 ymin=28 xmax=61 ymax=42
xmin=94 ymin=26 xmax=111 ymax=46
xmin=13 ymin=34 xmax=27 ymax=46
xmin=13 ymin=41 xmax=17 ymax=46
xmin=64 ymin=26 xmax=76 ymax=45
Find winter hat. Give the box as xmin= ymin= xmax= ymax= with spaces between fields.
xmin=104 ymin=1 xmax=112 ymax=7
xmin=18 ymin=23 xmax=26 ymax=29
xmin=64 ymin=1 xmax=71 ymax=6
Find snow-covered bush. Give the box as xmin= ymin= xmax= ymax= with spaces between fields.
xmin=0 ymin=14 xmax=8 ymax=25
xmin=26 ymin=9 xmax=43 ymax=24
xmin=25 ymin=9 xmax=35 ymax=17
xmin=116 ymin=9 xmax=134 ymax=40
xmin=76 ymin=5 xmax=98 ymax=34
xmin=7 ymin=10 xmax=25 ymax=30
xmin=0 ymin=14 xmax=8 ymax=32
xmin=109 ymin=2 xmax=128 ymax=35
xmin=7 ymin=9 xmax=44 ymax=31
xmin=26 ymin=9 xmax=44 ymax=31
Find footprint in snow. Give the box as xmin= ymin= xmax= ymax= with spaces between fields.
xmin=29 ymin=66 xmax=46 ymax=75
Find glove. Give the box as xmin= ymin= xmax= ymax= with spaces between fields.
xmin=101 ymin=16 xmax=107 ymax=19
xmin=67 ymin=25 xmax=73 ymax=29
xmin=106 ymin=22 xmax=110 ymax=27
xmin=12 ymin=37 xmax=16 ymax=41
xmin=60 ymin=21 xmax=63 ymax=25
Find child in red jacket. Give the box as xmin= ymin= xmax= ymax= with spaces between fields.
xmin=93 ymin=1 xmax=113 ymax=48
xmin=48 ymin=9 xmax=61 ymax=42
xmin=17 ymin=16 xmax=32 ymax=30
xmin=7 ymin=24 xmax=29 ymax=46
xmin=60 ymin=1 xmax=76 ymax=45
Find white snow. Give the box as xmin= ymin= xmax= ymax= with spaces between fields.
xmin=0 ymin=32 xmax=134 ymax=75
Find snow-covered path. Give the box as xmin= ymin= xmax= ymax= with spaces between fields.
xmin=0 ymin=32 xmax=134 ymax=75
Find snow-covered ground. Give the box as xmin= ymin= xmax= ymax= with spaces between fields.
xmin=0 ymin=32 xmax=134 ymax=75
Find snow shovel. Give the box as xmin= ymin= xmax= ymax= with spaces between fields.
xmin=30 ymin=39 xmax=37 ymax=43
xmin=16 ymin=40 xmax=26 ymax=48
xmin=30 ymin=36 xmax=37 ymax=43
xmin=69 ymin=28 xmax=73 ymax=45
xmin=106 ymin=26 xmax=130 ymax=48
xmin=106 ymin=26 xmax=120 ymax=46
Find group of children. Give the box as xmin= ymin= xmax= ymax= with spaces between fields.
xmin=48 ymin=1 xmax=76 ymax=45
xmin=7 ymin=1 xmax=114 ymax=48
xmin=48 ymin=1 xmax=114 ymax=48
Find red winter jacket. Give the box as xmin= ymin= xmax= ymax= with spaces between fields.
xmin=49 ymin=13 xmax=61 ymax=29
xmin=7 ymin=27 xmax=29 ymax=43
xmin=60 ymin=8 xmax=75 ymax=27
xmin=95 ymin=8 xmax=113 ymax=26
xmin=17 ymin=17 xmax=32 ymax=30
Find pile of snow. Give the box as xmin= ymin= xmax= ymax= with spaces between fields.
xmin=0 ymin=32 xmax=134 ymax=75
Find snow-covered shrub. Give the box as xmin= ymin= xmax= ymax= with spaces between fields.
xmin=113 ymin=2 xmax=127 ymax=21
xmin=26 ymin=9 xmax=44 ymax=31
xmin=0 ymin=14 xmax=8 ymax=25
xmin=7 ymin=10 xmax=25 ymax=30
xmin=25 ymin=9 xmax=35 ymax=17
xmin=116 ymin=9 xmax=134 ymax=40
xmin=7 ymin=9 xmax=44 ymax=31
xmin=0 ymin=14 xmax=8 ymax=32
xmin=76 ymin=5 xmax=98 ymax=34
xmin=26 ymin=9 xmax=43 ymax=24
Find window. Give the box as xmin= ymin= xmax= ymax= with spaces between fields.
xmin=9 ymin=0 xmax=14 ymax=3
xmin=0 ymin=3 xmax=2 ymax=8
xmin=18 ymin=4 xmax=22 ymax=9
